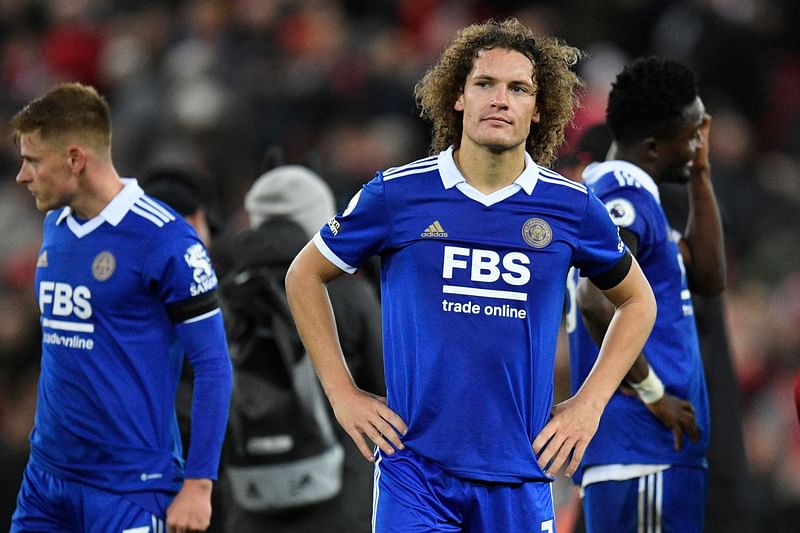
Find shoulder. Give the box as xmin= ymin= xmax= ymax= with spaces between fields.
xmin=122 ymin=196 xmax=203 ymax=261
xmin=584 ymin=163 xmax=663 ymax=230
xmin=535 ymin=166 xmax=588 ymax=195
xmin=380 ymin=154 xmax=440 ymax=183
xmin=122 ymin=195 xmax=203 ymax=247
xmin=583 ymin=161 xmax=657 ymax=200
xmin=126 ymin=194 xmax=183 ymax=230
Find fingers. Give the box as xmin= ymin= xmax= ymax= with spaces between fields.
xmin=534 ymin=430 xmax=583 ymax=477
xmin=534 ymin=436 xmax=557 ymax=475
xmin=684 ymin=413 xmax=700 ymax=444
xmin=379 ymin=406 xmax=409 ymax=436
xmin=361 ymin=418 xmax=402 ymax=457
xmin=565 ymin=440 xmax=588 ymax=478
xmin=548 ymin=437 xmax=577 ymax=476
xmin=672 ymin=425 xmax=683 ymax=451
xmin=349 ymin=428 xmax=378 ymax=462
xmin=671 ymin=398 xmax=700 ymax=450
xmin=344 ymin=401 xmax=407 ymax=461
xmin=678 ymin=400 xmax=700 ymax=444
xmin=532 ymin=422 xmax=555 ymax=457
xmin=533 ymin=422 xmax=569 ymax=476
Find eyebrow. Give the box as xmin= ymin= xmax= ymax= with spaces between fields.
xmin=470 ymin=74 xmax=535 ymax=87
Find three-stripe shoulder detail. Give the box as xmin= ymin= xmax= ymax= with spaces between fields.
xmin=131 ymin=197 xmax=177 ymax=227
xmin=382 ymin=156 xmax=438 ymax=181
xmin=537 ymin=169 xmax=587 ymax=193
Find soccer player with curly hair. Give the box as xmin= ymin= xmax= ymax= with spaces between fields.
xmin=287 ymin=19 xmax=656 ymax=532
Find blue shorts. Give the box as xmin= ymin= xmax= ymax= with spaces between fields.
xmin=11 ymin=461 xmax=171 ymax=533
xmin=372 ymin=448 xmax=555 ymax=533
xmin=582 ymin=466 xmax=707 ymax=533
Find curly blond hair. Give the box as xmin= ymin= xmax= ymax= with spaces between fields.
xmin=414 ymin=18 xmax=584 ymax=167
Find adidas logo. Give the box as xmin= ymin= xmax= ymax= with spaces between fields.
xmin=421 ymin=220 xmax=448 ymax=238
xmin=37 ymin=251 xmax=48 ymax=268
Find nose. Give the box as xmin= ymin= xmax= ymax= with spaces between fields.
xmin=692 ymin=130 xmax=705 ymax=151
xmin=16 ymin=163 xmax=30 ymax=184
xmin=491 ymin=85 xmax=509 ymax=108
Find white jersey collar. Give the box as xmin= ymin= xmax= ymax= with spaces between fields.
xmin=56 ymin=178 xmax=145 ymax=233
xmin=438 ymin=146 xmax=540 ymax=196
xmin=582 ymin=160 xmax=661 ymax=204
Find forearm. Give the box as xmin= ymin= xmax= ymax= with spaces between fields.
xmin=178 ymin=314 xmax=233 ymax=479
xmin=578 ymin=278 xmax=650 ymax=384
xmin=575 ymin=260 xmax=656 ymax=408
xmin=683 ymin=166 xmax=726 ymax=294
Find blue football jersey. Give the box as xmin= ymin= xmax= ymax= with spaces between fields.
xmin=565 ymin=266 xmax=599 ymax=399
xmin=568 ymin=161 xmax=710 ymax=482
xmin=30 ymin=179 xmax=225 ymax=494
xmin=315 ymin=148 xmax=627 ymax=482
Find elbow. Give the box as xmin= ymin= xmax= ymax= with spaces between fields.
xmin=284 ymin=260 xmax=304 ymax=311
xmin=643 ymin=285 xmax=657 ymax=329
xmin=284 ymin=260 xmax=298 ymax=295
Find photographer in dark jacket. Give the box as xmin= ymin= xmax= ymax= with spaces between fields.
xmin=225 ymin=164 xmax=384 ymax=533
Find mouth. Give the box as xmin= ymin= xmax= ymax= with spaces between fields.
xmin=482 ymin=116 xmax=511 ymax=125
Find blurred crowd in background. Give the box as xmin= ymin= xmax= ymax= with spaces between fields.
xmin=0 ymin=0 xmax=798 ymax=529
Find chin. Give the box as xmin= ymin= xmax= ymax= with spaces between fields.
xmin=481 ymin=138 xmax=523 ymax=154
xmin=664 ymin=166 xmax=691 ymax=184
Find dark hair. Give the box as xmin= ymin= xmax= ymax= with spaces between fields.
xmin=10 ymin=82 xmax=112 ymax=152
xmin=414 ymin=18 xmax=584 ymax=167
xmin=606 ymin=56 xmax=698 ymax=146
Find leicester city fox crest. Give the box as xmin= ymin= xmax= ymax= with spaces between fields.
xmin=521 ymin=218 xmax=552 ymax=249
xmin=92 ymin=251 xmax=116 ymax=281
xmin=184 ymin=243 xmax=217 ymax=296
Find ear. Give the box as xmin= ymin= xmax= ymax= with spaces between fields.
xmin=454 ymin=93 xmax=464 ymax=112
xmin=642 ymin=137 xmax=659 ymax=161
xmin=66 ymin=146 xmax=87 ymax=175
xmin=531 ymin=107 xmax=541 ymax=124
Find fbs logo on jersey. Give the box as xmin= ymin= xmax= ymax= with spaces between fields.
xmin=421 ymin=220 xmax=448 ymax=238
xmin=605 ymin=198 xmax=636 ymax=227
xmin=184 ymin=243 xmax=218 ymax=296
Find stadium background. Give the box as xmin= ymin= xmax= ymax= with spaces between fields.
xmin=0 ymin=0 xmax=798 ymax=530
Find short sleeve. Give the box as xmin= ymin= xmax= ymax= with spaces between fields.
xmin=599 ymin=187 xmax=660 ymax=255
xmin=573 ymin=191 xmax=628 ymax=278
xmin=142 ymin=220 xmax=220 ymax=313
xmin=315 ymin=173 xmax=393 ymax=273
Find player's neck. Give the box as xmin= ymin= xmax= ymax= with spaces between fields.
xmin=69 ymin=164 xmax=124 ymax=220
xmin=453 ymin=142 xmax=526 ymax=195
xmin=607 ymin=142 xmax=659 ymax=183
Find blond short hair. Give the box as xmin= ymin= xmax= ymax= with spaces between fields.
xmin=10 ymin=82 xmax=112 ymax=154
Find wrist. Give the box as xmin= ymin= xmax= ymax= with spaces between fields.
xmin=182 ymin=478 xmax=213 ymax=493
xmin=628 ymin=364 xmax=665 ymax=404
